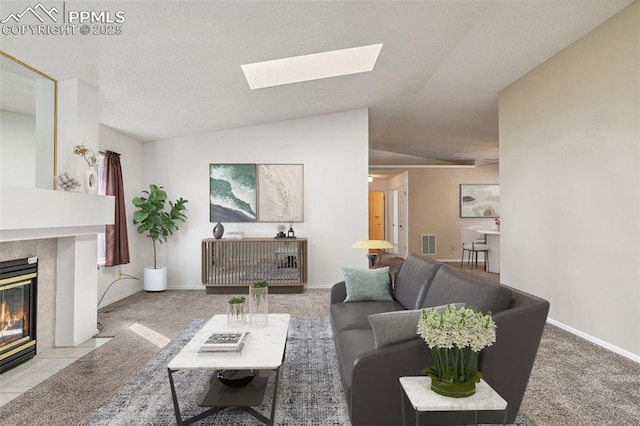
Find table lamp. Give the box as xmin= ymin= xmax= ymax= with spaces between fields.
xmin=352 ymin=240 xmax=393 ymax=267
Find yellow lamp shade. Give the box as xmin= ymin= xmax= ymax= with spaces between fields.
xmin=351 ymin=240 xmax=393 ymax=249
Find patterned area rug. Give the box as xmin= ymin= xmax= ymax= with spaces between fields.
xmin=81 ymin=317 xmax=348 ymax=425
xmin=80 ymin=317 xmax=536 ymax=426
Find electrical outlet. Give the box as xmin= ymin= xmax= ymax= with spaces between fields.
xmin=117 ymin=268 xmax=122 ymax=279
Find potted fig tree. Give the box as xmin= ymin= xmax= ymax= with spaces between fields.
xmin=132 ymin=184 xmax=188 ymax=291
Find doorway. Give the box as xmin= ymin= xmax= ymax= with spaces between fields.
xmin=389 ymin=185 xmax=408 ymax=258
xmin=368 ymin=191 xmax=385 ymax=241
xmin=391 ymin=189 xmax=399 ymax=254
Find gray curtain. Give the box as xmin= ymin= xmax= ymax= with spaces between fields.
xmin=105 ymin=151 xmax=130 ymax=266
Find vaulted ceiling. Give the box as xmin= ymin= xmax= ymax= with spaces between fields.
xmin=1 ymin=0 xmax=633 ymax=172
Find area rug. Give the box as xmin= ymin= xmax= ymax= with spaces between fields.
xmin=80 ymin=317 xmax=536 ymax=426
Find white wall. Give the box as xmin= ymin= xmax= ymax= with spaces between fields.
xmin=0 ymin=110 xmax=35 ymax=187
xmin=57 ymin=79 xmax=100 ymax=178
xmin=97 ymin=125 xmax=146 ymax=307
xmin=141 ymin=109 xmax=369 ymax=289
xmin=56 ymin=235 xmax=98 ymax=346
xmin=53 ymin=79 xmax=103 ymax=346
xmin=407 ymin=164 xmax=499 ymax=260
xmin=499 ymin=3 xmax=639 ymax=357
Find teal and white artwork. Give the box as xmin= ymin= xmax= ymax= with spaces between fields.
xmin=210 ymin=164 xmax=256 ymax=222
xmin=257 ymin=164 xmax=304 ymax=222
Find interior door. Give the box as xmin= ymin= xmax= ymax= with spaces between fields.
xmin=397 ymin=185 xmax=408 ymax=258
xmin=391 ymin=189 xmax=399 ymax=254
xmin=368 ymin=191 xmax=385 ymax=241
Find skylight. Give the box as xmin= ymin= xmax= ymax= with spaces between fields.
xmin=241 ymin=43 xmax=383 ymax=90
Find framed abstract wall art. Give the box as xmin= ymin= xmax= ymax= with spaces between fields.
xmin=460 ymin=184 xmax=500 ymax=218
xmin=209 ymin=163 xmax=305 ymax=222
xmin=257 ymin=164 xmax=304 ymax=222
xmin=209 ymin=164 xmax=257 ymax=222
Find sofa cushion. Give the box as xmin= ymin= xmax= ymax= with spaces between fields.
xmin=393 ymin=255 xmax=443 ymax=309
xmin=367 ymin=303 xmax=464 ymax=349
xmin=343 ymin=267 xmax=393 ymax=302
xmin=331 ymin=300 xmax=405 ymax=333
xmin=423 ymin=265 xmax=512 ymax=314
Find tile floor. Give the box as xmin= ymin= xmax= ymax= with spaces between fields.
xmin=0 ymin=337 xmax=111 ymax=407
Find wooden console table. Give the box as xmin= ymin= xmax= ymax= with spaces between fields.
xmin=201 ymin=238 xmax=307 ymax=294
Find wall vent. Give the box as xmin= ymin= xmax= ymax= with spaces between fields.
xmin=421 ymin=234 xmax=436 ymax=256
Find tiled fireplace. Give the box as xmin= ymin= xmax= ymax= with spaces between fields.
xmin=0 ymin=257 xmax=38 ymax=373
xmin=0 ymin=240 xmax=57 ymax=366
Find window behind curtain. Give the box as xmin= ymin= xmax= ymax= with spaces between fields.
xmin=97 ymin=152 xmax=107 ymax=264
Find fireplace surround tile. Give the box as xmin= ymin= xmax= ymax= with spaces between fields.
xmin=0 ymin=239 xmax=57 ymax=355
xmin=36 ymin=239 xmax=57 ymax=259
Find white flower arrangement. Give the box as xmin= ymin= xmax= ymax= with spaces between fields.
xmin=417 ymin=304 xmax=496 ymax=392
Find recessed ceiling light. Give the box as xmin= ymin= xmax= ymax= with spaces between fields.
xmin=241 ymin=43 xmax=383 ymax=90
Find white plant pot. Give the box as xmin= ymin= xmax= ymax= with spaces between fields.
xmin=144 ymin=266 xmax=167 ymax=291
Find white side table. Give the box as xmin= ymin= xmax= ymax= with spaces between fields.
xmin=399 ymin=377 xmax=508 ymax=426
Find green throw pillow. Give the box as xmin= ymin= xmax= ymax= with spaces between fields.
xmin=342 ymin=267 xmax=393 ymax=303
xmin=367 ymin=303 xmax=465 ymax=349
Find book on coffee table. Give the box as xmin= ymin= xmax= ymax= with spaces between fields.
xmin=198 ymin=332 xmax=250 ymax=353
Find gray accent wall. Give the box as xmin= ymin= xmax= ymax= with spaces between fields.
xmin=499 ymin=3 xmax=639 ymax=358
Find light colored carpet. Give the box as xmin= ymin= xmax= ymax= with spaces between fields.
xmin=522 ymin=324 xmax=640 ymax=425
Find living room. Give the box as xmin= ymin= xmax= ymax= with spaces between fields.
xmin=1 ymin=1 xmax=639 ymax=425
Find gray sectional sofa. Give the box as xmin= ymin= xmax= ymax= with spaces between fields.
xmin=330 ymin=255 xmax=549 ymax=426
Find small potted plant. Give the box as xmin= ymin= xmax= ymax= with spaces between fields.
xmin=417 ymin=304 xmax=496 ymax=398
xmin=227 ymin=296 xmax=246 ymax=327
xmin=132 ymin=184 xmax=188 ymax=291
xmin=249 ymin=280 xmax=269 ymax=327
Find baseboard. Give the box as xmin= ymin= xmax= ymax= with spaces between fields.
xmin=305 ymin=283 xmax=332 ymax=289
xmin=167 ymin=283 xmax=334 ymax=290
xmin=547 ymin=317 xmax=640 ymax=364
xmin=167 ymin=285 xmax=204 ymax=290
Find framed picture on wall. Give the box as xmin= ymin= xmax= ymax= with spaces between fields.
xmin=209 ymin=164 xmax=257 ymax=222
xmin=460 ymin=184 xmax=500 ymax=218
xmin=257 ymin=164 xmax=304 ymax=222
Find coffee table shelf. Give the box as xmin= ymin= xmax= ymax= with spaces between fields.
xmin=197 ymin=371 xmax=270 ymax=407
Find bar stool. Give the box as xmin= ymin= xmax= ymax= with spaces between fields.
xmin=461 ymin=227 xmax=489 ymax=271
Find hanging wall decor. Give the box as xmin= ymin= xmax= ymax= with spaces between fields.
xmin=460 ymin=184 xmax=500 ymax=218
xmin=257 ymin=164 xmax=304 ymax=222
xmin=209 ymin=163 xmax=304 ymax=223
xmin=209 ymin=164 xmax=257 ymax=222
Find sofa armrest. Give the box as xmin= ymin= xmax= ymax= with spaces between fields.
xmin=331 ymin=281 xmax=347 ymax=304
xmin=479 ymin=297 xmax=549 ymax=423
xmin=348 ymin=338 xmax=432 ymax=426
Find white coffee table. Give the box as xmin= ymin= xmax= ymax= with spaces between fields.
xmin=167 ymin=314 xmax=290 ymax=426
xmin=399 ymin=376 xmax=508 ymax=425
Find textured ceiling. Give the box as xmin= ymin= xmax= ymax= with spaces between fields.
xmin=0 ymin=0 xmax=634 ymax=168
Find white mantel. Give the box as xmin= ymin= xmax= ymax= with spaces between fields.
xmin=0 ymin=185 xmax=114 ymax=242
